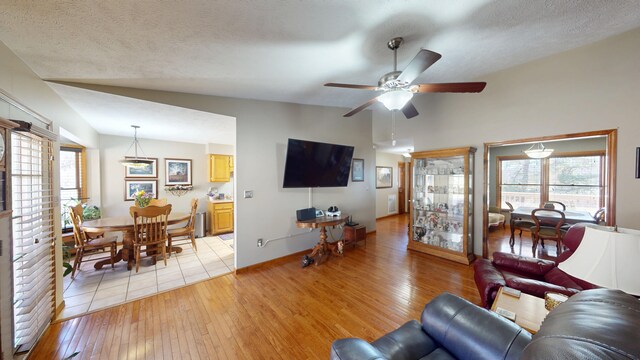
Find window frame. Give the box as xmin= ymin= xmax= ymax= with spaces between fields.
xmin=59 ymin=144 xmax=86 ymax=232
xmin=497 ymin=150 xmax=605 ymax=211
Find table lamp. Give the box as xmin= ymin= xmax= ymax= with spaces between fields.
xmin=558 ymin=225 xmax=640 ymax=296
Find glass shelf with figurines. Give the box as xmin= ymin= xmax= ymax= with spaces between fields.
xmin=408 ymin=147 xmax=476 ymax=265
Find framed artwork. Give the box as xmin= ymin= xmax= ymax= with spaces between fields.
xmin=125 ymin=180 xmax=158 ymax=201
xmin=376 ymin=166 xmax=392 ymax=188
xmin=124 ymin=157 xmax=157 ymax=178
xmin=416 ymin=216 xmax=426 ymax=226
xmin=165 ymin=158 xmax=192 ymax=185
xmin=352 ymin=158 xmax=364 ymax=182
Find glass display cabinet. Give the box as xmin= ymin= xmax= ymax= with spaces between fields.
xmin=408 ymin=147 xmax=476 ymax=264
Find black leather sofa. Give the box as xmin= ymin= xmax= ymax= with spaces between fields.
xmin=330 ymin=289 xmax=639 ymax=360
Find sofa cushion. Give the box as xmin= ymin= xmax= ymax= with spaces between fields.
xmin=521 ymin=289 xmax=640 ymax=359
xmin=473 ymin=258 xmax=507 ymax=308
xmin=543 ymin=267 xmax=583 ymax=290
xmin=504 ymin=276 xmax=580 ymax=298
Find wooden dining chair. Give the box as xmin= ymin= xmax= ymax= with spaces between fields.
xmin=543 ymin=201 xmax=566 ymax=211
xmin=130 ymin=204 xmax=172 ymax=272
xmin=531 ymin=208 xmax=566 ymax=253
xmin=168 ymin=198 xmax=198 ymax=254
xmin=149 ymin=198 xmax=168 ymax=206
xmin=69 ymin=203 xmax=104 ymax=239
xmin=505 ymin=201 xmax=536 ymax=247
xmin=70 ymin=213 xmax=117 ymax=278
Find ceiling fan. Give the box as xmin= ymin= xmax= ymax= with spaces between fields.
xmin=325 ymin=37 xmax=487 ymax=119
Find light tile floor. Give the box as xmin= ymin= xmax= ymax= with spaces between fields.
xmin=60 ymin=235 xmax=234 ymax=320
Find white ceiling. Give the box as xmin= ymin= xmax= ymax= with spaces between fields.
xmin=1 ymin=1 xmax=639 ymax=145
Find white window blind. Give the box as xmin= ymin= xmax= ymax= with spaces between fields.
xmin=11 ymin=131 xmax=54 ymax=352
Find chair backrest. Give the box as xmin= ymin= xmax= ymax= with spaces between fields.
xmin=543 ymin=201 xmax=566 ymax=211
xmin=131 ymin=205 xmax=172 ymax=245
xmin=70 ymin=213 xmax=88 ymax=248
xmin=531 ymin=208 xmax=566 ymax=234
xmin=69 ymin=203 xmax=84 ymax=222
xmin=593 ymin=208 xmax=605 ymax=224
xmin=505 ymin=201 xmax=514 ymax=212
xmin=186 ymin=198 xmax=198 ymax=227
xmin=149 ymin=198 xmax=168 ymax=207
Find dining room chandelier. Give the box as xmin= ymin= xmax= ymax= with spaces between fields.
xmin=523 ymin=142 xmax=554 ymax=159
xmin=119 ymin=125 xmax=153 ymax=168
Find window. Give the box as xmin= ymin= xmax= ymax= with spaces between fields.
xmin=548 ymin=155 xmax=603 ymax=212
xmin=498 ymin=158 xmax=542 ymax=209
xmin=498 ymin=151 xmax=604 ymax=214
xmin=60 ymin=145 xmax=86 ymax=231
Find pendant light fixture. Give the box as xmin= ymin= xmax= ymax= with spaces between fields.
xmin=524 ymin=142 xmax=554 ymax=159
xmin=119 ymin=125 xmax=153 ymax=168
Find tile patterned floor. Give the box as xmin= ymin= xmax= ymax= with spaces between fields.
xmin=59 ymin=235 xmax=234 ymax=320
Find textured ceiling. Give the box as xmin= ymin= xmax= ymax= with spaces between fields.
xmin=1 ymin=1 xmax=640 ymax=143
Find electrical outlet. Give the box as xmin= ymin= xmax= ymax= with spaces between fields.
xmin=257 ymin=238 xmax=263 ymax=247
xmin=244 ymin=190 xmax=254 ymax=199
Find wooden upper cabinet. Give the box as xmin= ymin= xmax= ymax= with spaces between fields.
xmin=209 ymin=154 xmax=232 ymax=182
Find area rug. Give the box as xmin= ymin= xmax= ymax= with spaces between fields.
xmin=219 ymin=233 xmax=234 ymax=241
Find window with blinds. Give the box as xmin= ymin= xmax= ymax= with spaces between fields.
xmin=11 ymin=131 xmax=54 ymax=353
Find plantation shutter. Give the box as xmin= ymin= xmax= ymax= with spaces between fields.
xmin=11 ymin=131 xmax=55 ymax=352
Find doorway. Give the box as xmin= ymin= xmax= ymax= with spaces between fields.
xmin=397 ymin=161 xmax=406 ymax=214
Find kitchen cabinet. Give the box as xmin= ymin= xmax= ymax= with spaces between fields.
xmin=408 ymin=146 xmax=476 ymax=265
xmin=209 ymin=154 xmax=232 ymax=182
xmin=209 ymin=201 xmax=233 ymax=235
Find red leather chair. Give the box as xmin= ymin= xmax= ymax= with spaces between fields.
xmin=474 ymin=223 xmax=599 ymax=308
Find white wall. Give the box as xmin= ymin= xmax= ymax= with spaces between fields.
xmin=99 ymin=134 xmax=210 ymax=217
xmin=374 ymin=28 xmax=640 ymax=255
xmin=375 ymin=151 xmax=404 ymax=218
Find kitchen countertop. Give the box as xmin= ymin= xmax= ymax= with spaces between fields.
xmin=208 ymin=199 xmax=233 ymax=204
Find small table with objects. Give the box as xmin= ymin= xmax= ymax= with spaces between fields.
xmin=490 ymin=286 xmax=549 ymax=334
xmin=296 ymin=214 xmax=349 ymax=265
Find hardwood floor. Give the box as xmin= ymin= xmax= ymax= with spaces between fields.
xmin=487 ymin=225 xmax=562 ymax=261
xmin=31 ymin=214 xmax=480 ymax=359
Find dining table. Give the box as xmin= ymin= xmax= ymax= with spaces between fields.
xmin=509 ymin=206 xmax=597 ymax=243
xmin=82 ymin=212 xmax=190 ymax=270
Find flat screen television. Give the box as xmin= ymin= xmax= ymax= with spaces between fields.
xmin=283 ymin=138 xmax=355 ymax=188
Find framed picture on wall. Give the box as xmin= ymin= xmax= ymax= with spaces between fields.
xmin=352 ymin=158 xmax=364 ymax=182
xmin=376 ymin=166 xmax=392 ymax=188
xmin=165 ymin=158 xmax=192 ymax=185
xmin=125 ymin=180 xmax=158 ymax=201
xmin=124 ymin=157 xmax=157 ymax=178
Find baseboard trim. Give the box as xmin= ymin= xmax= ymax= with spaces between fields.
xmin=54 ymin=300 xmax=65 ymax=319
xmin=235 ymin=249 xmax=309 ymax=274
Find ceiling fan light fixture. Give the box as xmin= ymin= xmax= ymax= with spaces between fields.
xmin=120 ymin=125 xmax=153 ymax=168
xmin=524 ymin=143 xmax=554 ymax=158
xmin=378 ymin=90 xmax=413 ymax=111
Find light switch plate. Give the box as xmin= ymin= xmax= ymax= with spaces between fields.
xmin=244 ymin=190 xmax=254 ymax=199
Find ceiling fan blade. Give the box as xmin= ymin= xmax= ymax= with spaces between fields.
xmin=324 ymin=83 xmax=379 ymax=90
xmin=343 ymin=97 xmax=379 ymax=117
xmin=401 ymin=102 xmax=419 ymax=119
xmin=412 ymin=82 xmax=487 ymax=93
xmin=397 ymin=49 xmax=442 ymax=84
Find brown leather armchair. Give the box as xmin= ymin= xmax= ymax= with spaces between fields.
xmin=474 ymin=223 xmax=598 ymax=308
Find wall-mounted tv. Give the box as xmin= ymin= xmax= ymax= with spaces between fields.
xmin=283 ymin=138 xmax=355 ymax=188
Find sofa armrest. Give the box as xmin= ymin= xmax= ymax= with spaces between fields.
xmin=422 ymin=293 xmax=532 ymax=360
xmin=371 ymin=320 xmax=438 ymax=359
xmin=330 ymin=338 xmax=386 ymax=360
xmin=473 ymin=258 xmax=507 ymax=308
xmin=492 ymin=252 xmax=556 ymax=275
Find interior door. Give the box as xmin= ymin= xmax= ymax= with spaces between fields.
xmin=398 ymin=161 xmax=406 ymax=214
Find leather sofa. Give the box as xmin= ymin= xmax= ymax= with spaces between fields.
xmin=474 ymin=223 xmax=597 ymax=309
xmin=330 ymin=289 xmax=639 ymax=360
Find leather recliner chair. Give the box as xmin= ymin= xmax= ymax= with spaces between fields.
xmin=474 ymin=223 xmax=598 ymax=309
xmin=330 ymin=289 xmax=639 ymax=360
